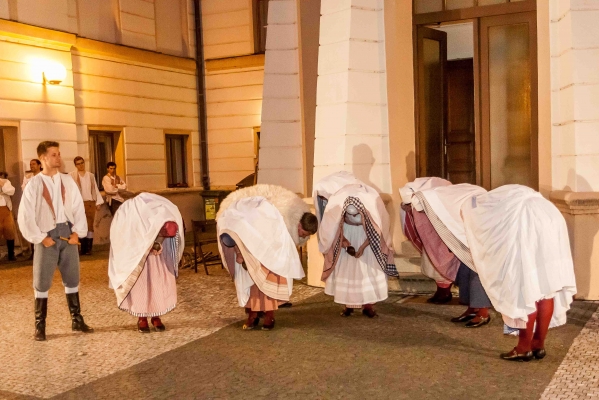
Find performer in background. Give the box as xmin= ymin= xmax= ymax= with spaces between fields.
xmin=18 ymin=141 xmax=93 ymax=341
xmin=70 ymin=156 xmax=103 ymax=255
xmin=0 ymin=171 xmax=16 ymax=261
xmin=108 ymin=193 xmax=184 ymax=333
xmin=21 ymin=159 xmax=42 ymax=189
xmin=103 ymin=162 xmax=127 ymax=216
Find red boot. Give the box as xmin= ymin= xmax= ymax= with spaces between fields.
xmin=262 ymin=311 xmax=275 ymax=330
xmin=151 ymin=317 xmax=165 ymax=332
xmin=137 ymin=317 xmax=150 ymax=333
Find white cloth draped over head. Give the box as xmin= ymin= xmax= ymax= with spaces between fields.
xmin=399 ymin=177 xmax=452 ymax=205
xmin=312 ymin=171 xmax=362 ymax=223
xmin=318 ymin=183 xmax=391 ymax=255
xmin=415 ymin=183 xmax=487 ymax=249
xmin=108 ymin=193 xmax=184 ymax=290
xmin=216 ymin=196 xmax=305 ymax=305
xmin=461 ymin=184 xmax=577 ymax=329
xmin=217 ymin=184 xmax=311 ymax=246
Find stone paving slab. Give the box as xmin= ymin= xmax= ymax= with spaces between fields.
xmin=0 ymin=252 xmax=320 ymax=399
xmin=50 ymin=293 xmax=596 ymax=400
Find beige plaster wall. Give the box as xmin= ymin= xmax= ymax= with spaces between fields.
xmin=384 ymin=0 xmax=416 ymax=255
xmin=201 ymin=0 xmax=254 ymax=60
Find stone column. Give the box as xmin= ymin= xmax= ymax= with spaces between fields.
xmin=549 ymin=1 xmax=599 ymax=299
xmin=312 ymin=0 xmax=391 ymax=194
xmin=257 ymin=0 xmax=305 ymax=194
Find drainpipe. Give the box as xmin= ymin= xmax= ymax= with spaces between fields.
xmin=194 ymin=0 xmax=210 ymax=190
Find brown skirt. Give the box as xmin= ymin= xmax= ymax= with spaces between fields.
xmin=244 ymin=284 xmax=285 ymax=312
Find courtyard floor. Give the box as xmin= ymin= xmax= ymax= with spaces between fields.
xmin=0 ymin=252 xmax=598 ymax=399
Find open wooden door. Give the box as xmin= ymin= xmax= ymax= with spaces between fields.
xmin=416 ymin=26 xmax=447 ymax=179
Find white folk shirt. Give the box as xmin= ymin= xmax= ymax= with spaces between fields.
xmin=70 ymin=171 xmax=104 ymax=205
xmin=0 ymin=179 xmax=15 ymax=208
xmin=102 ymin=174 xmax=127 ymax=204
xmin=17 ymin=173 xmax=87 ymax=244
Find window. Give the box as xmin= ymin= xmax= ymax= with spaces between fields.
xmin=253 ymin=0 xmax=269 ymax=53
xmin=165 ymin=134 xmax=188 ymax=188
xmin=89 ymin=131 xmax=115 ymax=190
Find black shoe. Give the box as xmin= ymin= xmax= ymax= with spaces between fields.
xmin=533 ymin=349 xmax=546 ymax=360
xmin=340 ymin=307 xmax=354 ymax=317
xmin=261 ymin=321 xmax=275 ymax=331
xmin=500 ymin=348 xmax=534 ymax=362
xmin=465 ymin=315 xmax=491 ymax=328
xmin=151 ymin=317 xmax=166 ymax=332
xmin=450 ymin=313 xmax=476 ymax=323
xmin=362 ymin=308 xmax=378 ymax=318
xmin=279 ymin=302 xmax=292 ymax=308
xmin=428 ymin=293 xmax=452 ymax=304
xmin=66 ymin=292 xmax=94 ymax=333
xmin=34 ymin=298 xmax=47 ymax=341
xmin=79 ymin=238 xmax=87 ymax=256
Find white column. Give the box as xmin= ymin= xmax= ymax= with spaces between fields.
xmin=312 ymin=0 xmax=391 ymax=194
xmin=551 ymin=0 xmax=599 ymax=191
xmin=257 ymin=0 xmax=305 ymax=194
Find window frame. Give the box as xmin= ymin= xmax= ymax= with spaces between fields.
xmin=165 ymin=133 xmax=189 ymax=188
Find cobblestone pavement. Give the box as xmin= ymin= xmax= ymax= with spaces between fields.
xmin=541 ymin=301 xmax=599 ymax=399
xmin=1 ymin=251 xmax=598 ymax=399
xmin=0 ymin=251 xmax=320 ymax=399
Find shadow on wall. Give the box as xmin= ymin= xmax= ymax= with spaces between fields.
xmin=351 ymin=144 xmax=382 ymax=193
xmin=563 ymin=170 xmax=598 ymax=299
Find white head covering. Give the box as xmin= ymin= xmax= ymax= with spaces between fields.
xmin=108 ymin=193 xmax=184 ymax=290
xmin=312 ymin=171 xmax=362 ymax=223
xmin=399 ymin=177 xmax=452 ymax=205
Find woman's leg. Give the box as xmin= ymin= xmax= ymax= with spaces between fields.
xmin=500 ymin=312 xmax=536 ymax=361
xmin=532 ymin=298 xmax=554 ymax=358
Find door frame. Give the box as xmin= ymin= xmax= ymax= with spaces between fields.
xmin=412 ymin=1 xmax=538 ymax=188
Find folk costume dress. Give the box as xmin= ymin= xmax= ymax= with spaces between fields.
xmin=108 ymin=193 xmax=184 ymax=318
xmin=216 ymin=197 xmax=305 ymax=314
xmin=316 ymin=177 xmax=397 ymax=308
xmin=461 ymin=185 xmax=577 ymax=329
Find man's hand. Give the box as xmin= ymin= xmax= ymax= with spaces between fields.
xmin=354 ymin=239 xmax=371 ymax=259
xmin=41 ymin=236 xmax=56 ymax=248
xmin=68 ymin=233 xmax=79 ymax=245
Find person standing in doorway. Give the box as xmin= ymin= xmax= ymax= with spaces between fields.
xmin=18 ymin=141 xmax=93 ymax=341
xmin=103 ymin=162 xmax=127 ymax=216
xmin=21 ymin=159 xmax=42 ymax=189
xmin=70 ymin=156 xmax=103 ymax=255
xmin=0 ymin=171 xmax=17 ymax=261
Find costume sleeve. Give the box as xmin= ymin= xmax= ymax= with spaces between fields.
xmin=17 ymin=181 xmax=46 ymax=244
xmin=102 ymin=175 xmax=117 ymax=195
xmin=70 ymin=180 xmax=88 ymax=237
xmin=92 ymin=174 xmax=104 ymax=206
xmin=116 ymin=176 xmax=127 ymax=191
xmin=1 ymin=179 xmax=15 ymax=196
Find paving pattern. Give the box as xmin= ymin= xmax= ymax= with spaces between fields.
xmin=541 ymin=301 xmax=599 ymax=399
xmin=0 ymin=251 xmax=320 ymax=399
xmin=1 ymin=250 xmax=599 ymax=399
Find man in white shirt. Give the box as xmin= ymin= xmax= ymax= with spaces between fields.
xmin=21 ymin=159 xmax=42 ymax=189
xmin=70 ymin=156 xmax=104 ymax=255
xmin=102 ymin=162 xmax=127 ymax=216
xmin=0 ymin=171 xmax=16 ymax=261
xmin=18 ymin=141 xmax=94 ymax=341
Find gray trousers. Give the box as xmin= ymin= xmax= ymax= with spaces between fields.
xmin=455 ymin=262 xmax=491 ymax=308
xmin=33 ymin=223 xmax=80 ymax=293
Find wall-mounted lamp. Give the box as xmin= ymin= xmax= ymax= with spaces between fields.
xmin=42 ymin=62 xmax=67 ymax=85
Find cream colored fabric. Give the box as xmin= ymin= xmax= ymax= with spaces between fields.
xmin=312 ymin=171 xmax=362 ymax=223
xmin=462 ymin=185 xmax=577 ymax=329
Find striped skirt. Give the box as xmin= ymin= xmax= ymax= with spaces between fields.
xmin=119 ymin=253 xmax=177 ymax=317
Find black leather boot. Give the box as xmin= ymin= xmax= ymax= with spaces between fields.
xmin=86 ymin=238 xmax=93 ymax=256
xmin=79 ymin=238 xmax=87 ymax=256
xmin=7 ymin=240 xmax=16 ymax=261
xmin=66 ymin=292 xmax=94 ymax=333
xmin=34 ymin=298 xmax=47 ymax=341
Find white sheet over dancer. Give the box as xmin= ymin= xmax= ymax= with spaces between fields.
xmin=462 ymin=185 xmax=577 ymax=329
xmin=312 ymin=171 xmax=362 ymax=224
xmin=318 ymin=182 xmax=395 ymax=314
xmin=217 ymin=196 xmax=305 ymax=306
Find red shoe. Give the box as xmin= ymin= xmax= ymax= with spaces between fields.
xmin=151 ymin=317 xmax=166 ymax=332
xmin=137 ymin=317 xmax=150 ymax=333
